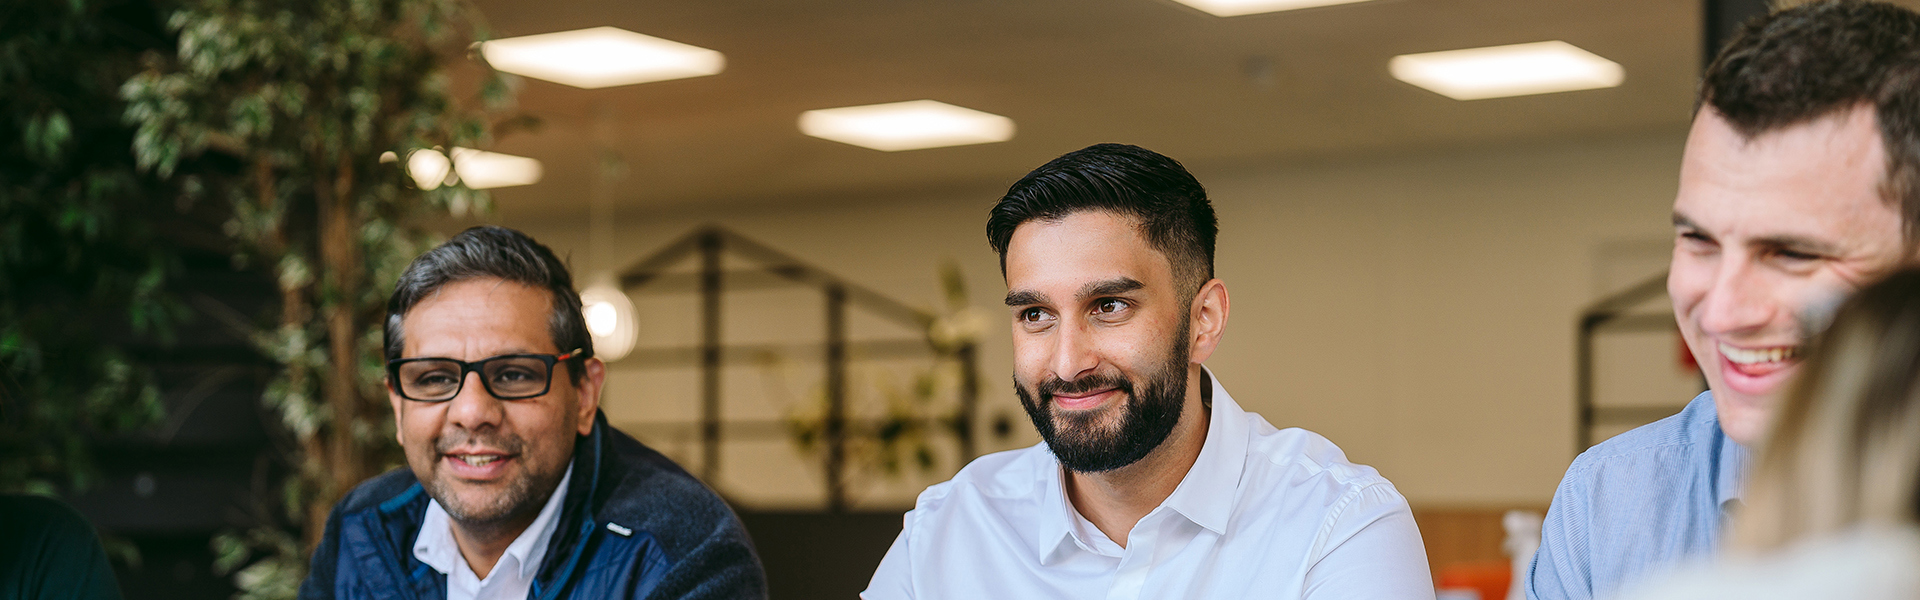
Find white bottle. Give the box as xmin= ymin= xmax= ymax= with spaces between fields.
xmin=1503 ymin=510 xmax=1544 ymax=600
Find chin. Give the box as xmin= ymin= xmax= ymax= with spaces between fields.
xmin=1711 ymin=390 xmax=1777 ymax=447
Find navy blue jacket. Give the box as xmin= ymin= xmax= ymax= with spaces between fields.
xmin=298 ymin=413 xmax=766 ymax=600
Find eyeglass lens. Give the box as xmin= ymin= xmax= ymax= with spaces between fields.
xmin=395 ymin=356 xmax=552 ymax=400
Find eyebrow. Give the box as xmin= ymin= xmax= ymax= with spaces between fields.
xmin=1004 ymin=277 xmax=1145 ymax=307
xmin=1672 ymin=212 xmax=1697 ymax=229
xmin=1081 ymin=277 xmax=1144 ymax=299
xmin=1674 ymin=212 xmax=1845 ymax=256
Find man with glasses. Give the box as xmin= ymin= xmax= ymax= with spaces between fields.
xmin=299 ymin=226 xmax=765 ymax=600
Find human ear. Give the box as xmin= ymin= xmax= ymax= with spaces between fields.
xmin=1187 ymin=279 xmax=1230 ymax=364
xmin=574 ymin=358 xmax=607 ymax=436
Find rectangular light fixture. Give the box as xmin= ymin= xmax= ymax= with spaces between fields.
xmin=385 ymin=148 xmax=543 ymax=190
xmin=799 ymin=100 xmax=1015 ymax=152
xmin=479 ymin=26 xmax=724 ymax=89
xmin=1167 ymin=0 xmax=1375 ymax=17
xmin=1389 ymin=41 xmax=1624 ymax=100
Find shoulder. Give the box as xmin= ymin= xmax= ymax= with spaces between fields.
xmin=1562 ymin=392 xmax=1720 ymax=484
xmin=909 ymin=443 xmax=1053 ymax=516
xmin=0 ymin=494 xmax=97 ymax=536
xmin=1236 ymin=416 xmax=1412 ymax=534
xmin=594 ymin=426 xmax=750 ymax=554
xmin=1244 ymin=416 xmax=1395 ymax=492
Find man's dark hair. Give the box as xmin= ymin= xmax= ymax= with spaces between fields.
xmin=384 ymin=225 xmax=593 ymax=384
xmin=987 ymin=143 xmax=1219 ymax=299
xmin=1702 ymin=0 xmax=1920 ymax=242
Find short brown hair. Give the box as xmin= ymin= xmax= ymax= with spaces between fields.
xmin=1701 ymin=0 xmax=1920 ymax=242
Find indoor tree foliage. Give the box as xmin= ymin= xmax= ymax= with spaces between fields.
xmin=0 ymin=0 xmax=185 ymax=496
xmin=123 ymin=0 xmax=513 ymax=594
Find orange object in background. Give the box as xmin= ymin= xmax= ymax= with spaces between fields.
xmin=1436 ymin=560 xmax=1512 ymax=600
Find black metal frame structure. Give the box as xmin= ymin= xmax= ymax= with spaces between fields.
xmin=615 ymin=226 xmax=980 ymax=512
xmin=1572 ymin=272 xmax=1708 ymax=454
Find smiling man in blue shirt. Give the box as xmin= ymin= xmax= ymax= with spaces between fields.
xmin=1526 ymin=3 xmax=1920 ymax=599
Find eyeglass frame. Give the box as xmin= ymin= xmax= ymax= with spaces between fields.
xmin=385 ymin=348 xmax=586 ymax=402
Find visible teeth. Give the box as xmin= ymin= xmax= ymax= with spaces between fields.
xmin=456 ymin=455 xmax=499 ymax=466
xmin=1719 ymin=343 xmax=1799 ymax=365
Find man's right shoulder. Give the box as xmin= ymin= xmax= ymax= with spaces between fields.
xmin=1563 ymin=392 xmax=1718 ymax=482
xmin=910 ymin=443 xmax=1052 ymax=515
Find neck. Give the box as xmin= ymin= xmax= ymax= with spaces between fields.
xmin=1063 ymin=367 xmax=1210 ymax=548
xmin=449 ymin=511 xmax=537 ymax=579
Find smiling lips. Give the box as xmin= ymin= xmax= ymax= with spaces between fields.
xmin=1051 ymin=388 xmax=1120 ymax=411
xmin=1719 ymin=342 xmax=1800 ymax=378
xmin=442 ymin=449 xmax=514 ymax=479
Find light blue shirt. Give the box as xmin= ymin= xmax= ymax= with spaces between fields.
xmin=1525 ymin=392 xmax=1749 ymax=600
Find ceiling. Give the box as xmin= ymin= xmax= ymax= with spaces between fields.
xmin=465 ymin=0 xmax=1706 ymax=219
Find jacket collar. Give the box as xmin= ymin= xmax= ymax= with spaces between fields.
xmin=528 ymin=411 xmax=614 ymax=599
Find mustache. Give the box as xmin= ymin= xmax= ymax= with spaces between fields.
xmin=434 ymin=429 xmax=525 ymax=455
xmin=1034 ymin=372 xmax=1133 ymax=399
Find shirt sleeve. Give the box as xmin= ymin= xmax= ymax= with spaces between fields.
xmin=1526 ymin=464 xmax=1594 ymax=600
xmin=860 ymin=508 xmax=918 ymax=600
xmin=1302 ymin=483 xmax=1435 ymax=600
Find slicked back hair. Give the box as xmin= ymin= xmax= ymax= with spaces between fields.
xmin=384 ymin=226 xmax=593 ymax=384
xmin=987 ymin=143 xmax=1219 ymax=301
xmin=1701 ymin=0 xmax=1920 ymax=243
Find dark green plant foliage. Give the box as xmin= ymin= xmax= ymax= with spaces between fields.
xmin=0 ymin=0 xmax=188 ymax=495
xmin=121 ymin=1 xmax=512 ymax=593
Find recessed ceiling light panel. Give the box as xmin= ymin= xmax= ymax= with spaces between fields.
xmin=480 ymin=26 xmax=724 ymax=89
xmin=799 ymin=100 xmax=1015 ymax=152
xmin=1168 ymin=0 xmax=1375 ymax=17
xmin=1390 ymin=41 xmax=1625 ymax=100
xmin=448 ymin=148 xmax=543 ymax=189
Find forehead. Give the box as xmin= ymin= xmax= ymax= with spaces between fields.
xmin=402 ymin=278 xmax=556 ymax=356
xmin=1676 ymin=108 xmax=1902 ymax=241
xmin=1005 ymin=210 xmax=1172 ymax=294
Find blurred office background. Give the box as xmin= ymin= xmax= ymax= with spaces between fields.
xmin=1 ymin=0 xmax=1864 ymax=598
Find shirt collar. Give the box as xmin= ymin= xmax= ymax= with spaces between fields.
xmin=507 ymin=465 xmax=572 ymax=579
xmin=1161 ymin=368 xmax=1247 ymax=536
xmin=1714 ymin=414 xmax=1749 ymax=512
xmin=1032 ymin=367 xmax=1247 ymax=562
xmin=412 ymin=464 xmax=573 ymax=580
xmin=1689 ymin=390 xmax=1750 ymax=513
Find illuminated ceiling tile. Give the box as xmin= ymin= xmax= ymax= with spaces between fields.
xmin=390 ymin=148 xmax=542 ymax=190
xmin=479 ymin=26 xmax=724 ymax=89
xmin=1167 ymin=0 xmax=1375 ymax=17
xmin=1389 ymin=41 xmax=1625 ymax=101
xmin=799 ymin=100 xmax=1015 ymax=152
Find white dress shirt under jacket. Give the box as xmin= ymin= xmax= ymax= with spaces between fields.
xmin=414 ymin=466 xmax=572 ymax=600
xmin=862 ymin=371 xmax=1435 ymax=600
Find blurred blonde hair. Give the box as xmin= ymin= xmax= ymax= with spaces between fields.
xmin=1730 ymin=268 xmax=1920 ymax=551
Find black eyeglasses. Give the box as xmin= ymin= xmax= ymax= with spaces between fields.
xmin=386 ymin=349 xmax=585 ymax=402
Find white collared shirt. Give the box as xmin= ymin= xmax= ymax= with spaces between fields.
xmin=414 ymin=466 xmax=572 ymax=600
xmin=863 ymin=371 xmax=1435 ymax=600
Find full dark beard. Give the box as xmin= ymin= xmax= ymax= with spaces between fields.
xmin=1015 ymin=330 xmax=1190 ymax=473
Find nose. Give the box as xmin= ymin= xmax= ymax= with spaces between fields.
xmin=444 ymin=370 xmax=505 ymax=431
xmin=1697 ymin=254 xmax=1778 ymax=338
xmin=1047 ymin=317 xmax=1100 ymax=383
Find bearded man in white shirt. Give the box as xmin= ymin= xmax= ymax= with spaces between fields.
xmin=862 ymin=143 xmax=1434 ymax=600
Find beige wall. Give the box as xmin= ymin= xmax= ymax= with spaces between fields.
xmin=499 ymin=130 xmax=1692 ymax=509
